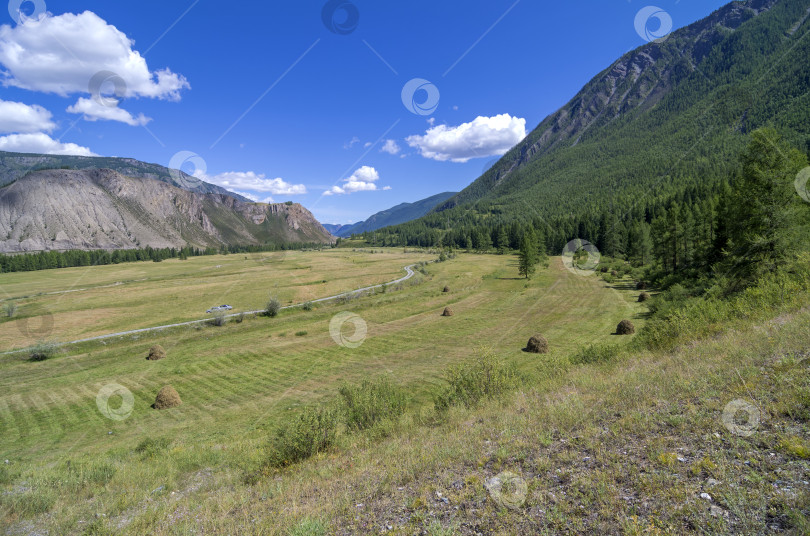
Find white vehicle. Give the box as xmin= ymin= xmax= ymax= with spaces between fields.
xmin=206 ymin=305 xmax=233 ymax=313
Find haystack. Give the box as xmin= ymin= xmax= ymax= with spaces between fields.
xmin=524 ymin=334 xmax=549 ymax=354
xmin=441 ymin=307 xmax=454 ymax=317
xmin=442 ymin=286 xmax=450 ymax=293
xmin=616 ymin=320 xmax=635 ymax=335
xmin=147 ymin=345 xmax=166 ymax=361
xmin=638 ymin=292 xmax=651 ymax=303
xmin=153 ymin=385 xmax=182 ymax=410
xmin=636 ymin=281 xmax=647 ymax=290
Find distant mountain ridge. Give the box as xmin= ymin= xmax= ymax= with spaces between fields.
xmin=333 ymin=191 xmax=457 ymax=237
xmin=0 ymin=150 xmax=250 ymax=202
xmin=0 ymin=169 xmax=332 ymax=252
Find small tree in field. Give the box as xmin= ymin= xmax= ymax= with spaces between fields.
xmin=265 ymin=297 xmax=281 ymax=317
xmin=518 ymin=233 xmax=537 ymax=279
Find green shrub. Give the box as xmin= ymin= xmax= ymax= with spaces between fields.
xmin=571 ymin=343 xmax=622 ymax=365
xmin=235 ymin=312 xmax=246 ymax=323
xmin=265 ymin=297 xmax=282 ymax=317
xmin=434 ymin=351 xmax=519 ymax=412
xmin=209 ymin=311 xmax=227 ymax=327
xmin=268 ymin=405 xmax=338 ymax=467
xmin=3 ymin=302 xmax=17 ymax=318
xmin=28 ymin=341 xmax=58 ymax=361
xmin=338 ymin=377 xmax=407 ymax=431
xmin=302 ymin=301 xmax=314 ymax=311
xmin=295 ymin=331 xmax=308 ymax=337
xmin=639 ymin=259 xmax=810 ymax=350
xmin=135 ymin=437 xmax=172 ymax=459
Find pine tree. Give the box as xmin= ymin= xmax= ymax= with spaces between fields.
xmin=518 ymin=232 xmax=538 ymax=279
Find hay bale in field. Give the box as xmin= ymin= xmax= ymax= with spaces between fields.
xmin=153 ymin=385 xmax=182 ymax=410
xmin=610 ymin=270 xmax=619 ymax=278
xmin=638 ymin=292 xmax=651 ymax=303
xmin=441 ymin=307 xmax=454 ymax=317
xmin=147 ymin=345 xmax=166 ymax=361
xmin=524 ymin=334 xmax=549 ymax=354
xmin=636 ymin=281 xmax=647 ymax=290
xmin=442 ymin=286 xmax=450 ymax=293
xmin=616 ymin=320 xmax=635 ymax=335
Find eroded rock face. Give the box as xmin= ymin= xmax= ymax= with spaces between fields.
xmin=0 ymin=169 xmax=333 ymax=252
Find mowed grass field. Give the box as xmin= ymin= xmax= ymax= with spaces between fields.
xmin=0 ymin=251 xmax=647 ymax=534
xmin=0 ymin=249 xmax=431 ymax=350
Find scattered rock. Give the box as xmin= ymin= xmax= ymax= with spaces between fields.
xmin=706 ymin=478 xmax=720 ymax=487
xmin=710 ymin=505 xmax=728 ymax=518
xmin=700 ymin=492 xmax=712 ymax=501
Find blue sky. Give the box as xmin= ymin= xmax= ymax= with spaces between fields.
xmin=0 ymin=0 xmax=729 ymax=224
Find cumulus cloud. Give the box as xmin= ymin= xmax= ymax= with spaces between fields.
xmin=0 ymin=132 xmax=96 ymax=156
xmin=0 ymin=11 xmax=189 ymax=100
xmin=197 ymin=171 xmax=307 ymax=195
xmin=0 ymin=99 xmax=55 ymax=133
xmin=67 ymin=97 xmax=151 ymax=126
xmin=344 ymin=136 xmax=360 ymax=149
xmin=324 ymin=166 xmax=389 ymax=195
xmin=234 ymin=191 xmax=275 ymax=204
xmin=406 ymin=114 xmax=526 ymax=163
xmin=380 ymin=139 xmax=401 ymax=155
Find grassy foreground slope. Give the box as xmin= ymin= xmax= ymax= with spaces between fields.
xmin=0 ymin=252 xmax=644 ymax=534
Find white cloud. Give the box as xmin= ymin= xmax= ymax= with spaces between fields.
xmin=0 ymin=99 xmax=55 ymax=133
xmin=0 ymin=11 xmax=189 ymax=100
xmin=380 ymin=139 xmax=401 ymax=155
xmin=363 ymin=142 xmax=372 ymax=148
xmin=344 ymin=136 xmax=360 ymax=149
xmin=197 ymin=171 xmax=307 ymax=195
xmin=234 ymin=190 xmax=274 ymax=204
xmin=67 ymin=97 xmax=151 ymax=126
xmin=0 ymin=132 xmax=96 ymax=156
xmin=324 ymin=166 xmax=388 ymax=195
xmin=406 ymin=113 xmax=527 ymax=163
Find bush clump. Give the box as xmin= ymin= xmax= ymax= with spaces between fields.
xmin=571 ymin=343 xmax=622 ymax=364
xmin=210 ymin=311 xmax=227 ymax=326
xmin=441 ymin=307 xmax=454 ymax=317
xmin=153 ymin=385 xmax=182 ymax=410
xmin=3 ymin=302 xmax=17 ymax=318
xmin=638 ymin=292 xmax=651 ymax=303
xmin=265 ymin=297 xmax=282 ymax=317
xmin=434 ymin=351 xmax=519 ymax=412
xmin=147 ymin=345 xmax=166 ymax=361
xmin=28 ymin=341 xmax=58 ymax=362
xmin=616 ymin=319 xmax=636 ymax=335
xmin=338 ymin=377 xmax=407 ymax=431
xmin=636 ymin=281 xmax=647 ymax=290
xmin=267 ymin=405 xmax=338 ymax=467
xmin=524 ymin=334 xmax=549 ymax=354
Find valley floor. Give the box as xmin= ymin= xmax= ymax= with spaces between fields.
xmin=0 ymin=251 xmax=806 ymax=534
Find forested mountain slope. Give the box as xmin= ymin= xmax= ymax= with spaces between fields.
xmin=375 ymin=0 xmax=810 ymax=253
